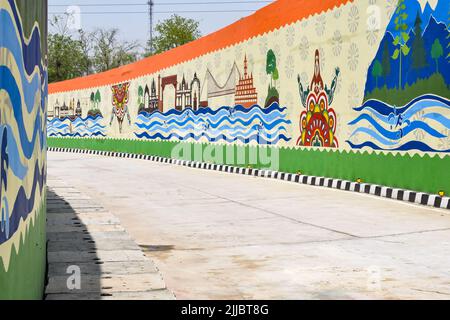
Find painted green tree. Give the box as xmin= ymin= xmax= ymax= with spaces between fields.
xmin=372 ymin=60 xmax=383 ymax=87
xmin=381 ymin=40 xmax=391 ymax=77
xmin=95 ymin=90 xmax=101 ymax=109
xmin=90 ymin=92 xmax=95 ymax=108
xmin=392 ymin=0 xmax=410 ymax=89
xmin=266 ymin=49 xmax=279 ymax=87
xmin=411 ymin=11 xmax=427 ymax=70
xmin=431 ymin=38 xmax=443 ymax=73
xmin=138 ymin=86 xmax=144 ymax=106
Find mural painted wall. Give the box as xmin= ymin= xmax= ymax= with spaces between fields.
xmin=0 ymin=0 xmax=47 ymax=299
xmin=48 ymin=0 xmax=449 ymax=193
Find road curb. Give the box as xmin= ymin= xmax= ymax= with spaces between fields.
xmin=48 ymin=147 xmax=450 ymax=211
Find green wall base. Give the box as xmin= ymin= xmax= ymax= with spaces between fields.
xmin=0 ymin=198 xmax=46 ymax=300
xmin=48 ymin=137 xmax=450 ymax=195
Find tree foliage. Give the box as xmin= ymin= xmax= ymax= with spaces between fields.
xmin=392 ymin=0 xmax=410 ymax=89
xmin=431 ymin=38 xmax=443 ymax=73
xmin=148 ymin=14 xmax=201 ymax=55
xmin=48 ymin=14 xmax=139 ymax=83
xmin=92 ymin=28 xmax=139 ymax=73
xmin=372 ymin=60 xmax=383 ymax=87
xmin=411 ymin=11 xmax=427 ymax=69
xmin=266 ymin=49 xmax=279 ymax=87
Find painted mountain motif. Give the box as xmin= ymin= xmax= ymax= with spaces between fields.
xmin=348 ymin=0 xmax=450 ymax=153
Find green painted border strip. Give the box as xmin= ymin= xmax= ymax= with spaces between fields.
xmin=0 ymin=197 xmax=46 ymax=300
xmin=48 ymin=137 xmax=450 ymax=195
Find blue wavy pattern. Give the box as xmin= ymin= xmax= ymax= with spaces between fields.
xmin=348 ymin=94 xmax=450 ymax=152
xmin=0 ymin=161 xmax=45 ymax=244
xmin=347 ymin=141 xmax=450 ymax=153
xmin=47 ymin=115 xmax=107 ymax=137
xmin=0 ymin=2 xmax=46 ymax=246
xmin=135 ymin=103 xmax=292 ymax=144
xmin=0 ymin=66 xmax=45 ymax=159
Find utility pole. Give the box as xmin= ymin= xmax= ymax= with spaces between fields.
xmin=148 ymin=0 xmax=154 ymax=54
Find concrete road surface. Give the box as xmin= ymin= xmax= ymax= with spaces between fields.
xmin=48 ymin=152 xmax=450 ymax=299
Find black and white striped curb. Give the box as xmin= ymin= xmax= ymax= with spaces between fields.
xmin=48 ymin=147 xmax=450 ymax=210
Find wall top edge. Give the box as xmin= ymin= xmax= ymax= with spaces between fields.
xmin=48 ymin=0 xmax=352 ymax=94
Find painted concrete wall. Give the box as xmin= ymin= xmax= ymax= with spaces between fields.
xmin=0 ymin=0 xmax=47 ymax=299
xmin=48 ymin=0 xmax=449 ymax=194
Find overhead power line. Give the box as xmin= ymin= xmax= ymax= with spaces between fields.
xmin=49 ymin=10 xmax=259 ymax=15
xmin=49 ymin=1 xmax=272 ymax=7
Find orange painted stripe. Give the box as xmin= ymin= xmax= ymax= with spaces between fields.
xmin=49 ymin=0 xmax=352 ymax=94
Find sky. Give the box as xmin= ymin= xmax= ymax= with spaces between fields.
xmin=48 ymin=0 xmax=273 ymax=50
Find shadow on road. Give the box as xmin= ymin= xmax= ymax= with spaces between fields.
xmin=45 ymin=188 xmax=104 ymax=300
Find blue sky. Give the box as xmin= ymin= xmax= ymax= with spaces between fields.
xmin=48 ymin=0 xmax=273 ymax=50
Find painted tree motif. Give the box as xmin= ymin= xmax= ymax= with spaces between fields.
xmin=265 ymin=49 xmax=280 ymax=107
xmin=381 ymin=41 xmax=391 ymax=77
xmin=431 ymin=38 xmax=443 ymax=73
xmin=90 ymin=92 xmax=95 ymax=108
xmin=266 ymin=49 xmax=279 ymax=87
xmin=138 ymin=85 xmax=144 ymax=106
xmin=372 ymin=60 xmax=383 ymax=87
xmin=411 ymin=11 xmax=427 ymax=70
xmin=392 ymin=0 xmax=410 ymax=89
xmin=95 ymin=90 xmax=101 ymax=108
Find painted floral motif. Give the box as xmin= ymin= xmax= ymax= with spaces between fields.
xmin=315 ymin=15 xmax=326 ymax=36
xmin=299 ymin=36 xmax=310 ymax=61
xmin=332 ymin=30 xmax=343 ymax=57
xmin=348 ymin=5 xmax=360 ymax=33
xmin=285 ymin=25 xmax=295 ymax=47
xmin=347 ymin=42 xmax=359 ymax=71
xmin=284 ymin=55 xmax=295 ymax=79
xmin=259 ymin=36 xmax=268 ymax=55
xmin=347 ymin=81 xmax=361 ymax=108
xmin=366 ymin=28 xmax=379 ymax=47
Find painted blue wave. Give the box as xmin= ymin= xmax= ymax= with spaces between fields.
xmin=135 ymin=102 xmax=291 ymax=144
xmin=7 ymin=0 xmax=46 ymax=79
xmin=0 ymin=66 xmax=44 ymax=159
xmin=348 ymin=94 xmax=450 ymax=152
xmin=136 ymin=110 xmax=288 ymax=126
xmin=47 ymin=115 xmax=106 ymax=137
xmin=138 ymin=103 xmax=287 ymax=118
xmin=49 ymin=132 xmax=107 ymax=138
xmin=349 ymin=114 xmax=446 ymax=140
xmin=423 ymin=113 xmax=450 ymax=129
xmin=347 ymin=140 xmax=450 ymax=153
xmin=135 ymin=132 xmax=291 ymax=144
xmin=0 ymin=9 xmax=44 ymax=114
xmin=354 ymin=94 xmax=450 ymax=116
xmin=0 ymin=126 xmax=27 ymax=179
xmin=48 ymin=114 xmax=104 ymax=124
xmin=135 ymin=117 xmax=291 ymax=131
xmin=0 ymin=161 xmax=45 ymax=244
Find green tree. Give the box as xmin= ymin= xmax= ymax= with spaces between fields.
xmin=391 ymin=0 xmax=410 ymax=89
xmin=92 ymin=28 xmax=139 ymax=73
xmin=138 ymin=86 xmax=144 ymax=106
xmin=148 ymin=15 xmax=201 ymax=55
xmin=372 ymin=60 xmax=383 ymax=87
xmin=411 ymin=11 xmax=427 ymax=69
xmin=431 ymin=38 xmax=444 ymax=73
xmin=266 ymin=49 xmax=279 ymax=87
xmin=381 ymin=41 xmax=391 ymax=77
xmin=48 ymin=33 xmax=90 ymax=82
xmin=90 ymin=92 xmax=95 ymax=108
xmin=95 ymin=90 xmax=101 ymax=109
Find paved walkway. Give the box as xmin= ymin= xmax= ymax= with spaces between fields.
xmin=48 ymin=152 xmax=450 ymax=299
xmin=45 ymin=178 xmax=174 ymax=300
